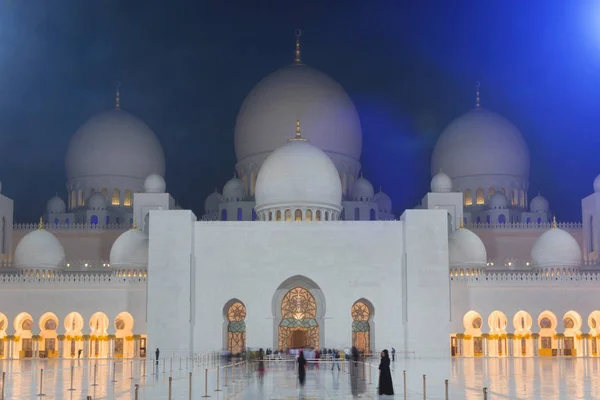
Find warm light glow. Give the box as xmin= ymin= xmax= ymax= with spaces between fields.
xmin=464 ymin=189 xmax=473 ymax=206
xmin=111 ymin=189 xmax=120 ymax=206
xmin=124 ymin=190 xmax=132 ymax=207
xmin=476 ymin=188 xmax=485 ymax=205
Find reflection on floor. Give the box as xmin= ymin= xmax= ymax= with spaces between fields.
xmin=0 ymin=356 xmax=599 ymax=399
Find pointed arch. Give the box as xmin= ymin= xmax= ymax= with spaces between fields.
xmin=223 ymin=299 xmax=246 ymax=354
xmin=351 ymin=298 xmax=375 ymax=354
xmin=464 ymin=189 xmax=473 ymax=206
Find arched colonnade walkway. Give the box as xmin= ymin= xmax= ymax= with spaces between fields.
xmin=0 ymin=311 xmax=144 ymax=359
xmin=453 ymin=309 xmax=600 ymax=357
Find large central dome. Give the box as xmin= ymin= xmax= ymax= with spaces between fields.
xmin=234 ymin=64 xmax=362 ymax=163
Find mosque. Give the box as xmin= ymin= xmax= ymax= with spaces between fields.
xmin=0 ymin=32 xmax=598 ymax=362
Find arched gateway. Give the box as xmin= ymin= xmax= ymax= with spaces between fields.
xmin=273 ymin=275 xmax=325 ymax=351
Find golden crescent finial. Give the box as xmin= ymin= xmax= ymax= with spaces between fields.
xmin=294 ymin=29 xmax=302 ymax=65
xmin=475 ymin=81 xmax=481 ymax=109
xmin=38 ymin=217 xmax=44 ymax=230
xmin=552 ymin=216 xmax=557 ymax=229
xmin=289 ymin=120 xmax=308 ymax=142
xmin=115 ymin=81 xmax=121 ymax=110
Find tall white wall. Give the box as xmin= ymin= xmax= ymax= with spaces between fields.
xmin=401 ymin=209 xmax=450 ymax=358
xmin=147 ymin=210 xmax=196 ymax=357
xmin=0 ymin=194 xmax=13 ymax=260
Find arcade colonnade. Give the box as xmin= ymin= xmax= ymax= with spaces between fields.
xmin=453 ymin=309 xmax=600 ymax=358
xmin=222 ymin=280 xmax=375 ymax=354
xmin=0 ymin=311 xmax=145 ymax=359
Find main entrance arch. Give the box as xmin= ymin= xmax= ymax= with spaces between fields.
xmin=273 ymin=275 xmax=325 ymax=351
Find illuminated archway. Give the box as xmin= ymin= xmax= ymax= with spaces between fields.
xmin=538 ymin=310 xmax=558 ymax=357
xmin=0 ymin=313 xmax=6 ymax=358
xmin=39 ymin=312 xmax=59 ymax=358
xmin=279 ymin=287 xmax=319 ymax=350
xmin=588 ymin=311 xmax=600 ymax=356
xmin=488 ymin=310 xmax=508 ymax=357
xmin=513 ymin=311 xmax=533 ymax=357
xmin=563 ymin=310 xmax=583 ymax=357
xmin=114 ymin=312 xmax=134 ymax=358
xmin=89 ymin=312 xmax=110 ymax=358
xmin=462 ymin=310 xmax=483 ymax=357
xmin=64 ymin=312 xmax=84 ymax=358
xmin=351 ymin=299 xmax=374 ymax=354
xmin=223 ymin=300 xmax=246 ymax=355
xmin=14 ymin=312 xmax=34 ymax=359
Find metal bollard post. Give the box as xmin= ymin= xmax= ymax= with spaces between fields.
xmin=168 ymin=376 xmax=172 ymax=400
xmin=134 ymin=383 xmax=139 ymax=400
xmin=189 ymin=372 xmax=193 ymax=400
xmin=445 ymin=379 xmax=449 ymax=400
xmin=37 ymin=368 xmax=45 ymax=397
xmin=111 ymin=362 xmax=117 ymax=382
xmin=403 ymin=370 xmax=407 ymax=400
xmin=186 ymin=356 xmax=189 ymax=369
xmin=368 ymin=363 xmax=372 ymax=385
xmin=68 ymin=366 xmax=76 ymax=391
xmin=130 ymin=360 xmax=134 ymax=380
xmin=224 ymin=364 xmax=229 ymax=387
xmin=483 ymin=387 xmax=488 ymax=400
xmin=202 ymin=368 xmax=211 ymax=397
xmin=163 ymin=358 xmax=166 ymax=373
xmin=215 ymin=367 xmax=222 ymax=391
xmin=423 ymin=374 xmax=427 ymax=400
xmin=170 ymin=357 xmax=173 ymax=373
xmin=91 ymin=363 xmax=99 ymax=386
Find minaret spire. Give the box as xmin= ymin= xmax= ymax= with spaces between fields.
xmin=38 ymin=217 xmax=44 ymax=230
xmin=475 ymin=81 xmax=481 ymax=109
xmin=115 ymin=82 xmax=121 ymax=110
xmin=552 ymin=216 xmax=557 ymax=229
xmin=294 ymin=29 xmax=302 ymax=65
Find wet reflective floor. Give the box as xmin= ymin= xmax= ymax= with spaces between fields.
xmin=1 ymin=356 xmax=600 ymax=399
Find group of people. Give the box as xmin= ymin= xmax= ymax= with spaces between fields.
xmin=296 ymin=345 xmax=394 ymax=396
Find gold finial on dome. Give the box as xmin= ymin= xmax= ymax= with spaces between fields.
xmin=38 ymin=217 xmax=44 ymax=230
xmin=552 ymin=216 xmax=557 ymax=229
xmin=294 ymin=29 xmax=302 ymax=65
xmin=475 ymin=81 xmax=481 ymax=109
xmin=289 ymin=120 xmax=308 ymax=142
xmin=115 ymin=82 xmax=121 ymax=110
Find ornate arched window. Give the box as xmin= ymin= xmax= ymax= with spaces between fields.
xmin=227 ymin=302 xmax=246 ymax=355
xmin=295 ymin=209 xmax=302 ymax=221
xmin=488 ymin=187 xmax=495 ymax=199
xmin=111 ymin=189 xmax=120 ymax=206
xmin=464 ymin=189 xmax=472 ymax=206
xmin=306 ymin=210 xmax=312 ymax=221
xmin=476 ymin=189 xmax=484 ymax=205
xmin=351 ymin=301 xmax=371 ymax=354
xmin=124 ymin=190 xmax=133 ymax=207
xmin=279 ymin=287 xmax=319 ymax=350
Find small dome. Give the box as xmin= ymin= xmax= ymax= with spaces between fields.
xmin=431 ymin=170 xmax=452 ymax=193
xmin=489 ymin=191 xmax=508 ymax=209
xmin=14 ymin=227 xmax=65 ymax=269
xmin=144 ymin=173 xmax=166 ymax=193
xmin=222 ymin=177 xmax=245 ymax=202
xmin=204 ymin=191 xmax=223 ymax=214
xmin=87 ymin=192 xmax=107 ymax=210
xmin=109 ymin=228 xmax=149 ymax=269
xmin=448 ymin=227 xmax=487 ymax=268
xmin=531 ymin=224 xmax=581 ymax=269
xmin=530 ymin=194 xmax=549 ymax=213
xmin=594 ymin=174 xmax=600 ymax=193
xmin=351 ymin=176 xmax=374 ymax=201
xmin=46 ymin=195 xmax=66 ymax=214
xmin=255 ymin=124 xmax=342 ymax=213
xmin=373 ymin=189 xmax=392 ymax=213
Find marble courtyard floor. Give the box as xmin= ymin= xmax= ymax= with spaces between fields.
xmin=2 ymin=356 xmax=600 ymax=399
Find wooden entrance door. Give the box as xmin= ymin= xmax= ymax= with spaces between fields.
xmin=290 ymin=330 xmax=308 ymax=349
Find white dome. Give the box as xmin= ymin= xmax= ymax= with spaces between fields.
xmin=594 ymin=174 xmax=600 ymax=193
xmin=255 ymin=131 xmax=342 ymax=212
xmin=373 ymin=189 xmax=392 ymax=213
xmin=222 ymin=177 xmax=245 ymax=202
xmin=144 ymin=173 xmax=166 ymax=193
xmin=530 ymin=194 xmax=549 ymax=213
xmin=234 ymin=64 xmax=362 ymax=163
xmin=431 ymin=108 xmax=529 ymax=181
xmin=66 ymin=109 xmax=165 ymax=182
xmin=531 ymin=225 xmax=582 ymax=269
xmin=431 ymin=170 xmax=452 ymax=193
xmin=351 ymin=177 xmax=374 ymax=201
xmin=46 ymin=195 xmax=66 ymax=214
xmin=448 ymin=227 xmax=487 ymax=268
xmin=109 ymin=228 xmax=149 ymax=269
xmin=489 ymin=191 xmax=508 ymax=209
xmin=14 ymin=228 xmax=65 ymax=269
xmin=204 ymin=191 xmax=223 ymax=214
xmin=87 ymin=192 xmax=107 ymax=210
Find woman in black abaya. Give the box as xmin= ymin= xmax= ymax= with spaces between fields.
xmin=378 ymin=349 xmax=394 ymax=395
xmin=297 ymin=350 xmax=307 ymax=386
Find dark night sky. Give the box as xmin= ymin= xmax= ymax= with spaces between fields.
xmin=0 ymin=0 xmax=599 ymax=222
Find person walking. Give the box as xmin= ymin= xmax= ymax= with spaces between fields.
xmin=391 ymin=347 xmax=396 ymax=362
xmin=378 ymin=349 xmax=394 ymax=395
xmin=155 ymin=348 xmax=160 ymax=365
xmin=331 ymin=349 xmax=340 ymax=371
xmin=297 ymin=350 xmax=307 ymax=386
